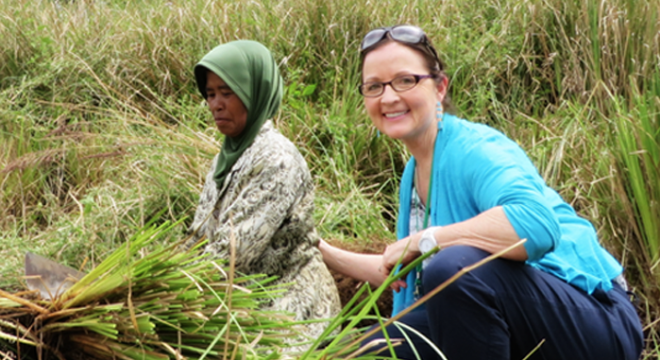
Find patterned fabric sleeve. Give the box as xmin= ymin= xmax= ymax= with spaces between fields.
xmin=195 ymin=153 xmax=310 ymax=275
xmin=186 ymin=121 xmax=319 ymax=275
xmin=206 ymin=158 xmax=302 ymax=272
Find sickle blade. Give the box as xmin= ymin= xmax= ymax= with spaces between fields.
xmin=24 ymin=252 xmax=86 ymax=300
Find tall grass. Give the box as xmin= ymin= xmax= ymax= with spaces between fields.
xmin=1 ymin=0 xmax=659 ymax=357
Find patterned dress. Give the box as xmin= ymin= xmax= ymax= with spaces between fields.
xmin=186 ymin=120 xmax=341 ymax=348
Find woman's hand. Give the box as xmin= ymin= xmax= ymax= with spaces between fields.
xmin=389 ymin=277 xmax=408 ymax=293
xmin=380 ymin=233 xmax=422 ymax=276
xmin=319 ymin=239 xmax=408 ymax=292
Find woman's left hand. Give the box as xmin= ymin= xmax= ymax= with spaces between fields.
xmin=380 ymin=233 xmax=422 ymax=276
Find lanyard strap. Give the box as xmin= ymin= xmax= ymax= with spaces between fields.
xmin=414 ymin=131 xmax=438 ymax=298
xmin=422 ymin=168 xmax=433 ymax=229
xmin=421 ymin=130 xmax=438 ymax=228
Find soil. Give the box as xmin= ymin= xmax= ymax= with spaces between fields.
xmin=325 ymin=238 xmax=393 ymax=328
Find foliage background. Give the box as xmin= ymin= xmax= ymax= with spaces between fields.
xmin=1 ymin=0 xmax=659 ymax=357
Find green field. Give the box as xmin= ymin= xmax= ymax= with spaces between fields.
xmin=1 ymin=0 xmax=659 ymax=358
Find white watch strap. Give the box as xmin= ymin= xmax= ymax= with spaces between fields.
xmin=420 ymin=226 xmax=442 ymax=269
xmin=420 ymin=227 xmax=441 ymax=254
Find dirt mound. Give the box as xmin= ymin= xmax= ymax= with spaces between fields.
xmin=326 ymin=238 xmax=393 ymax=328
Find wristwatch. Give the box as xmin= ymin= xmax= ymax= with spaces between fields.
xmin=419 ymin=227 xmax=440 ymax=254
xmin=419 ymin=226 xmax=441 ymax=269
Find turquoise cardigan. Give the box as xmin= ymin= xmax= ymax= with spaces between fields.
xmin=392 ymin=114 xmax=623 ymax=316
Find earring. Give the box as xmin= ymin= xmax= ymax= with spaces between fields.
xmin=436 ymin=101 xmax=444 ymax=130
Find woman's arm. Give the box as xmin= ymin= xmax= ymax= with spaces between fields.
xmin=380 ymin=126 xmax=561 ymax=274
xmin=381 ymin=206 xmax=526 ymax=275
xmin=319 ymin=239 xmax=407 ymax=292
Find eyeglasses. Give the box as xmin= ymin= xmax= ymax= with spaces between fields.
xmin=359 ymin=74 xmax=435 ymax=97
xmin=360 ymin=25 xmax=441 ymax=70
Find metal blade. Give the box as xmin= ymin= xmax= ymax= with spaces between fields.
xmin=24 ymin=252 xmax=86 ymax=300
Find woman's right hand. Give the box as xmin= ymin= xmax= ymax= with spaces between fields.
xmin=319 ymin=239 xmax=408 ymax=291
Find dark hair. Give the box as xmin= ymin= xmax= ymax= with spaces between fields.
xmin=360 ymin=34 xmax=454 ymax=112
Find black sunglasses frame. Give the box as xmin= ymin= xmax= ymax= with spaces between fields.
xmin=360 ymin=25 xmax=442 ymax=71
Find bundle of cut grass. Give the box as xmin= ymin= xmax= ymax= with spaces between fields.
xmin=0 ymin=221 xmax=296 ymax=360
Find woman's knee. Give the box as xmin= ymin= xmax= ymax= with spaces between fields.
xmin=421 ymin=245 xmax=490 ymax=294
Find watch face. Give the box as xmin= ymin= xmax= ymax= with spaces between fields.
xmin=420 ymin=232 xmax=436 ymax=253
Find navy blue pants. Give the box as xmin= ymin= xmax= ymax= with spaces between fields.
xmin=363 ymin=246 xmax=644 ymax=360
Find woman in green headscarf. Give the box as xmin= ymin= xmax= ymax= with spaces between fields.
xmin=186 ymin=40 xmax=341 ymax=349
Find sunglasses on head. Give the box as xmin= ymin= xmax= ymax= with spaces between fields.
xmin=360 ymin=25 xmax=442 ymax=69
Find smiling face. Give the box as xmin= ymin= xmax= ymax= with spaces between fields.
xmin=205 ymin=70 xmax=248 ymax=137
xmin=362 ymin=41 xmax=447 ymax=142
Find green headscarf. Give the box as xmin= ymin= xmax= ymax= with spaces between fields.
xmin=194 ymin=40 xmax=283 ymax=189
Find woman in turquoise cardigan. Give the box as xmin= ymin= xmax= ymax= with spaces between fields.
xmin=319 ymin=24 xmax=643 ymax=360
